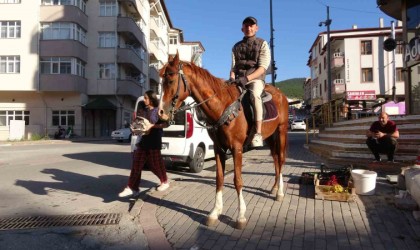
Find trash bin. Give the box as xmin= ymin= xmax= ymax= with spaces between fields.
xmin=351 ymin=169 xmax=377 ymax=195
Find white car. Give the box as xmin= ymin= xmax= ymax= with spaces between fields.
xmin=290 ymin=120 xmax=306 ymax=131
xmin=131 ymin=96 xmax=215 ymax=173
xmin=111 ymin=127 xmax=132 ymax=142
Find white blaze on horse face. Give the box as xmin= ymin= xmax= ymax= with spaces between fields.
xmin=237 ymin=189 xmax=247 ymax=223
xmin=208 ymin=190 xmax=223 ymax=220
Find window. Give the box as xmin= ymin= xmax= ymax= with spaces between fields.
xmin=361 ymin=40 xmax=372 ymax=55
xmin=169 ymin=35 xmax=178 ymax=45
xmin=98 ymin=32 xmax=116 ymax=47
xmin=0 ymin=0 xmax=21 ymax=3
xmin=41 ymin=22 xmax=86 ymax=45
xmin=318 ymin=63 xmax=321 ymax=74
xmin=361 ymin=68 xmax=373 ymax=82
xmin=192 ymin=46 xmax=201 ymax=55
xmin=40 ymin=57 xmax=85 ymax=77
xmin=0 ymin=110 xmax=29 ymax=126
xmin=52 ymin=110 xmax=75 ymax=126
xmin=40 ymin=57 xmax=71 ymax=74
xmin=396 ymin=68 xmax=404 ymax=82
xmin=324 ymin=80 xmax=327 ymax=92
xmin=0 ymin=56 xmax=20 ymax=73
xmin=100 ymin=0 xmax=117 ymax=16
xmin=319 ymin=84 xmax=322 ymax=96
xmin=41 ymin=0 xmax=86 ymax=12
xmin=0 ymin=21 xmax=21 ymax=38
xmin=99 ymin=63 xmax=116 ymax=79
xmin=396 ymin=44 xmax=404 ymax=54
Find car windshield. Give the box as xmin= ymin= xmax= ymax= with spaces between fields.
xmin=294 ymin=120 xmax=303 ymax=123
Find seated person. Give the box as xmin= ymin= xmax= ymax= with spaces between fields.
xmin=54 ymin=126 xmax=65 ymax=139
xmin=365 ymin=112 xmax=399 ymax=162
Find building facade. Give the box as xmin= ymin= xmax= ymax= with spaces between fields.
xmin=378 ymin=0 xmax=420 ymax=115
xmin=0 ymin=0 xmax=203 ymax=140
xmin=307 ymin=19 xmax=404 ymax=114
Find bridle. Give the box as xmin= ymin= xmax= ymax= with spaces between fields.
xmin=161 ymin=62 xmax=190 ymax=125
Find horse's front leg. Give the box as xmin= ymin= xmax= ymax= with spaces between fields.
xmin=206 ymin=151 xmax=226 ymax=226
xmin=233 ymin=147 xmax=247 ymax=229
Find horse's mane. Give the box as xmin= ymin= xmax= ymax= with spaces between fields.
xmin=182 ymin=61 xmax=233 ymax=98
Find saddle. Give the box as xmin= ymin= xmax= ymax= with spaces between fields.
xmin=240 ymin=89 xmax=278 ymax=126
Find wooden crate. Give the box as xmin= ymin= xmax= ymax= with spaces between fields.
xmin=314 ymin=185 xmax=356 ymax=202
xmin=314 ymin=175 xmax=356 ymax=202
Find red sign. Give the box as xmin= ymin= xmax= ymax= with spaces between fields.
xmin=346 ymin=90 xmax=376 ymax=100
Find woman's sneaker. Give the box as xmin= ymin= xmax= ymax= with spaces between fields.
xmin=157 ymin=183 xmax=170 ymax=192
xmin=118 ymin=187 xmax=139 ymax=197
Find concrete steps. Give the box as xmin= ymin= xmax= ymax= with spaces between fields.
xmin=308 ymin=114 xmax=420 ymax=173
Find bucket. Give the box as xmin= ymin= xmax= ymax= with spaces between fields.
xmin=351 ymin=169 xmax=377 ymax=195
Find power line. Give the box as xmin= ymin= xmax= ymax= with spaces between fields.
xmin=315 ymin=0 xmax=384 ymax=15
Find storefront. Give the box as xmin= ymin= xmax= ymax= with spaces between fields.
xmin=378 ymin=0 xmax=420 ymax=115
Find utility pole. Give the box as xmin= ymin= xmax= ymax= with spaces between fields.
xmin=326 ymin=6 xmax=332 ymax=102
xmin=319 ymin=6 xmax=332 ymax=125
xmin=269 ymin=0 xmax=276 ymax=86
xmin=391 ymin=21 xmax=396 ymax=102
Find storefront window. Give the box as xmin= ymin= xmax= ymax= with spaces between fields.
xmin=406 ymin=3 xmax=420 ymax=114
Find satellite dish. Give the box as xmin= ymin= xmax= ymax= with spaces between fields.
xmin=383 ymin=37 xmax=397 ymax=51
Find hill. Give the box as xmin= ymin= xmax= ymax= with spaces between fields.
xmin=274 ymin=77 xmax=306 ymax=99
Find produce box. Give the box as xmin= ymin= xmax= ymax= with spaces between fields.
xmin=314 ymin=175 xmax=356 ymax=202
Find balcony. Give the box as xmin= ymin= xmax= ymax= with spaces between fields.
xmin=40 ymin=74 xmax=87 ymax=93
xmin=331 ymin=52 xmax=344 ymax=68
xmin=40 ymin=5 xmax=88 ymax=30
xmin=149 ymin=65 xmax=160 ymax=84
xmin=117 ymin=47 xmax=146 ymax=73
xmin=332 ymin=79 xmax=346 ymax=95
xmin=40 ymin=40 xmax=88 ymax=62
xmin=116 ymin=78 xmax=143 ymax=98
xmin=117 ymin=17 xmax=146 ymax=46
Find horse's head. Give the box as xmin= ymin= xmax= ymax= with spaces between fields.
xmin=158 ymin=52 xmax=190 ymax=122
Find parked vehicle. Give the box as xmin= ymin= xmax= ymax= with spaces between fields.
xmin=111 ymin=127 xmax=132 ymax=142
xmin=131 ymin=96 xmax=215 ymax=173
xmin=290 ymin=119 xmax=306 ymax=131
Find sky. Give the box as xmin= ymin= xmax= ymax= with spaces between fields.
xmin=164 ymin=0 xmax=395 ymax=82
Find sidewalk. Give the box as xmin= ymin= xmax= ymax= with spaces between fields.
xmin=1 ymin=137 xmax=420 ymax=249
xmin=140 ymin=145 xmax=420 ymax=250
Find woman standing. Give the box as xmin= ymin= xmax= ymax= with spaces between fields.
xmin=119 ymin=90 xmax=169 ymax=197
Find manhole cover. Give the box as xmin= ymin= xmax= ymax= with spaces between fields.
xmin=0 ymin=213 xmax=121 ymax=231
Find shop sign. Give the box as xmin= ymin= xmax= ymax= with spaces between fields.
xmin=346 ymin=90 xmax=376 ymax=100
xmin=405 ymin=36 xmax=420 ymax=63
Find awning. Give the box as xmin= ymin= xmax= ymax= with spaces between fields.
xmin=83 ymin=97 xmax=117 ymax=110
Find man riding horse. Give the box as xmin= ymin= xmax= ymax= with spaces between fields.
xmin=230 ymin=16 xmax=271 ymax=147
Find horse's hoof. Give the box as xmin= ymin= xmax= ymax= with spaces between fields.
xmin=271 ymin=187 xmax=278 ymax=195
xmin=276 ymin=194 xmax=284 ymax=202
xmin=206 ymin=217 xmax=219 ymax=227
xmin=236 ymin=219 xmax=247 ymax=230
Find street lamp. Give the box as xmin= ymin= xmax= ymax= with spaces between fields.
xmin=319 ymin=6 xmax=332 ymax=102
xmin=269 ymin=0 xmax=276 ymax=86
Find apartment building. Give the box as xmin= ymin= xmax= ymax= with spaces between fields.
xmin=0 ymin=0 xmax=203 ymax=141
xmin=307 ymin=19 xmax=404 ymax=114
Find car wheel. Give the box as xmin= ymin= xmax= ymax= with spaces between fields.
xmin=117 ymin=139 xmax=123 ymax=142
xmin=127 ymin=134 xmax=132 ymax=142
xmin=291 ymin=127 xmax=294 ymax=131
xmin=189 ymin=146 xmax=204 ymax=173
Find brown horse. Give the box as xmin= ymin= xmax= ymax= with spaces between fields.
xmin=159 ymin=53 xmax=288 ymax=229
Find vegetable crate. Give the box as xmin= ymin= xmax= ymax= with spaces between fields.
xmin=314 ymin=175 xmax=356 ymax=202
